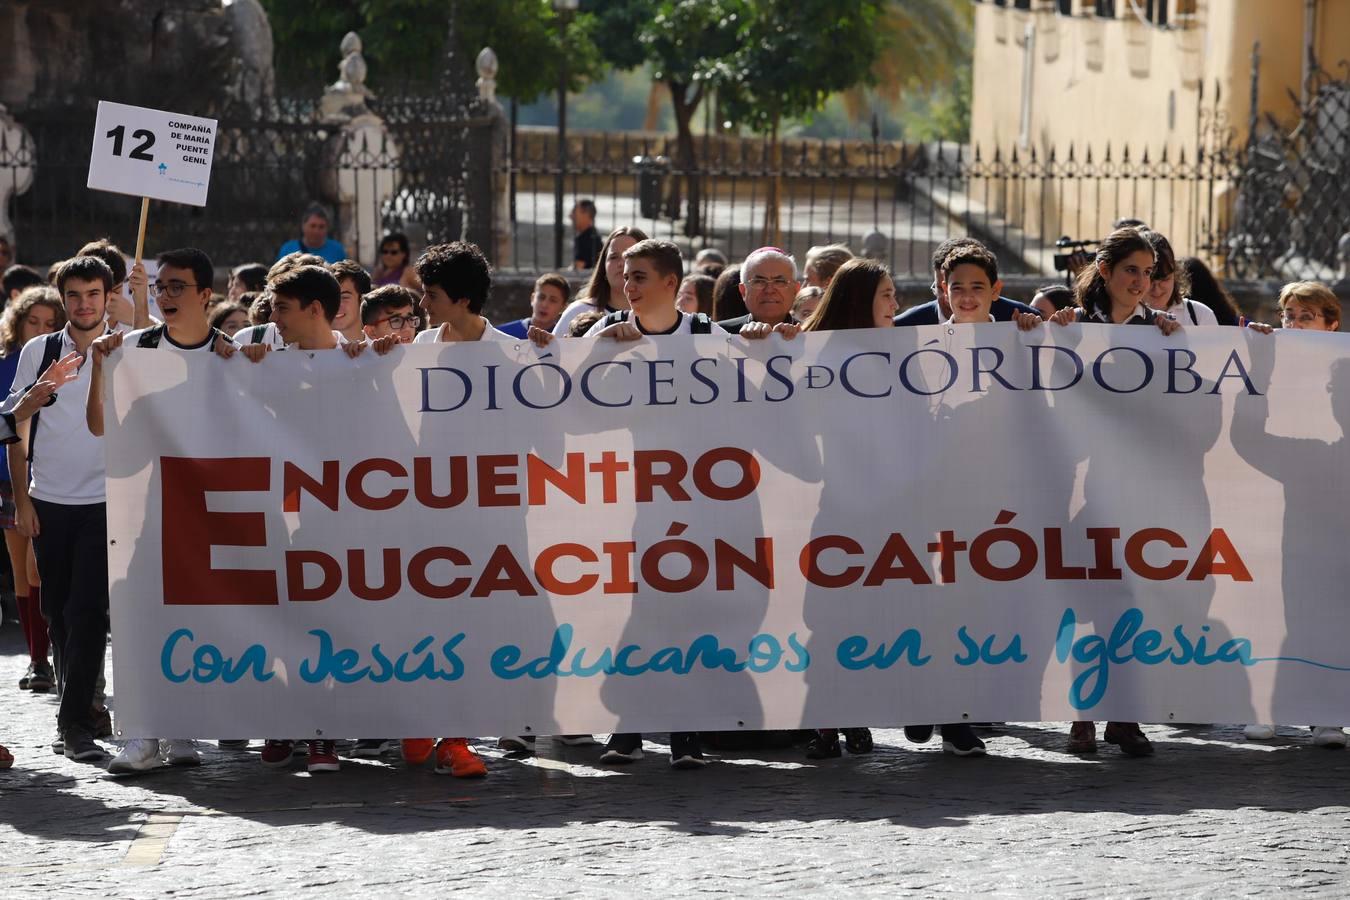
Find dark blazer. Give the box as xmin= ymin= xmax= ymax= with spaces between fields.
xmin=717 ymin=313 xmax=796 ymax=335
xmin=893 ymin=296 xmax=1039 ymax=327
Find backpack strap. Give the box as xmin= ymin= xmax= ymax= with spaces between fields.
xmin=1185 ymin=299 xmax=1199 ymax=326
xmin=27 ymin=331 xmax=66 ymax=464
xmin=136 ymin=324 xmax=166 ymax=349
xmin=248 ymin=324 xmax=269 ymax=344
xmin=689 ymin=313 xmax=714 ymax=334
xmin=599 ymin=310 xmax=630 ymax=330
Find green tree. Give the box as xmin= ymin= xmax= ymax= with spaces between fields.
xmin=591 ymin=0 xmax=886 ymax=238
xmin=589 ymin=0 xmax=745 ymax=236
xmin=717 ymin=0 xmax=885 ymax=243
xmin=260 ymin=0 xmax=602 ymax=103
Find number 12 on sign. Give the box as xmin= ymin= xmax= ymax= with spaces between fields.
xmin=105 ymin=125 xmax=156 ymax=162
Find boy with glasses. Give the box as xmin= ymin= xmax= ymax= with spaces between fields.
xmin=361 ymin=285 xmax=421 ymax=344
xmin=86 ymin=248 xmax=235 ymax=773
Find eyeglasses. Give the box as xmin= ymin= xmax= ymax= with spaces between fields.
xmin=747 ymin=276 xmax=793 ymax=289
xmin=1282 ymin=311 xmax=1323 ymax=325
xmin=371 ymin=314 xmax=417 ymax=330
xmin=150 ymin=281 xmax=200 ymax=299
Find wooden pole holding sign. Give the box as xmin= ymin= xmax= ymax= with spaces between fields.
xmin=134 ymin=197 xmax=150 ymax=264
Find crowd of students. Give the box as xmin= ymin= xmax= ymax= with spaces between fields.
xmin=0 ymin=215 xmax=1343 ymax=775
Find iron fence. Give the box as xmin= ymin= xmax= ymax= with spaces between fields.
xmin=507 ymin=130 xmax=1250 ymax=280
xmin=0 ymin=90 xmax=494 ymax=269
xmin=1 ymin=50 xmax=1344 ymax=286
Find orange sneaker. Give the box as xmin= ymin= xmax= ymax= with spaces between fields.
xmin=401 ymin=738 xmax=435 ymax=766
xmin=435 ymin=738 xmax=486 ymax=778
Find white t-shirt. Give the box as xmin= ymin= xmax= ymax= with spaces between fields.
xmin=413 ymin=319 xmax=517 ymax=343
xmin=583 ymin=311 xmax=728 ymax=337
xmin=8 ymin=327 xmax=107 ymax=504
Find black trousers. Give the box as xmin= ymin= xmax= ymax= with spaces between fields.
xmin=32 ymin=498 xmax=109 ymax=732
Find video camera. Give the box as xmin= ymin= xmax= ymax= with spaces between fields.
xmin=1053 ymin=236 xmax=1098 ymax=273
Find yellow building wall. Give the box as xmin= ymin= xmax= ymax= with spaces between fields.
xmin=968 ymin=0 xmax=1347 ymax=260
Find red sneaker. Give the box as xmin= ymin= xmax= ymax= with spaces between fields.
xmin=307 ymin=739 xmax=340 ymax=773
xmin=401 ymin=738 xmax=435 ymax=766
xmin=261 ymin=739 xmax=295 ymax=767
xmin=435 ymin=738 xmax=486 ymax=778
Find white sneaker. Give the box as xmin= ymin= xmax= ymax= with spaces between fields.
xmin=109 ymin=738 xmax=163 ymax=774
xmin=1244 ymin=724 xmax=1276 ymax=740
xmin=164 ymin=739 xmax=202 ymax=766
xmin=1311 ymin=726 xmax=1347 ymax=748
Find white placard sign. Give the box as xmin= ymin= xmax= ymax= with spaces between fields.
xmin=87 ymin=101 xmax=217 ymax=206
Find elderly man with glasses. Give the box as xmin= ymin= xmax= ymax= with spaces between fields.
xmin=716 ymin=247 xmax=801 ymax=335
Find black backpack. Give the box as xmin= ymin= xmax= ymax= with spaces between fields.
xmin=597 ymin=310 xmax=715 ymax=334
xmin=134 ymin=324 xmax=228 ymax=349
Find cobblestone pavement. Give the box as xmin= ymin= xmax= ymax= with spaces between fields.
xmin=3 ymin=627 xmax=1350 ymax=899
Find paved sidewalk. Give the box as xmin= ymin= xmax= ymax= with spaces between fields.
xmin=2 ymin=626 xmax=1349 ymax=898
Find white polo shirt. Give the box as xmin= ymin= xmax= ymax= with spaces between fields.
xmin=9 ymin=326 xmax=109 ymax=505
xmin=413 ymin=319 xmax=516 ymax=343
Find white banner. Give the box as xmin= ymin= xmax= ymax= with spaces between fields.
xmin=105 ymin=325 xmax=1350 ymax=738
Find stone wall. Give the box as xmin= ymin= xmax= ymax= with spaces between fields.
xmin=0 ymin=0 xmax=273 ymax=116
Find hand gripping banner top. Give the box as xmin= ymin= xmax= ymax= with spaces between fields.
xmin=103 ymin=324 xmax=1350 ymax=738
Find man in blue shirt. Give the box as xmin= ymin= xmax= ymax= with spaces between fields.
xmin=276 ymin=203 xmax=347 ymax=264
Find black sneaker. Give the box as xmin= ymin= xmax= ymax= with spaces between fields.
xmin=904 ymin=725 xmax=935 ymax=744
xmin=669 ymin=732 xmax=708 ymax=769
xmin=62 ymin=728 xmax=106 ymax=762
xmin=28 ymin=662 xmax=54 ymax=693
xmin=18 ymin=662 xmax=34 ymax=691
xmin=940 ymin=723 xmax=987 ymax=757
xmin=842 ymin=727 xmax=873 ymax=754
xmin=805 ymin=729 xmax=842 ymax=759
xmin=600 ymin=733 xmax=643 ymax=764
xmin=352 ymin=739 xmax=392 ymax=758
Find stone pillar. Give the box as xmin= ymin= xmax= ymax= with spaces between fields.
xmin=316 ymin=32 xmax=398 ymax=267
xmin=468 ymin=47 xmax=511 ymax=266
xmin=0 ymin=104 xmax=34 ymax=251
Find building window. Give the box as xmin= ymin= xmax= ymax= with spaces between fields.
xmin=1095 ymin=0 xmax=1116 ymax=16
xmin=1056 ymin=0 xmax=1073 ymax=13
xmin=1146 ymin=0 xmax=1168 ymax=25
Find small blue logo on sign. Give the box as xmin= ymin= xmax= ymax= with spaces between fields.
xmin=157 ymin=163 xmax=168 ymax=176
